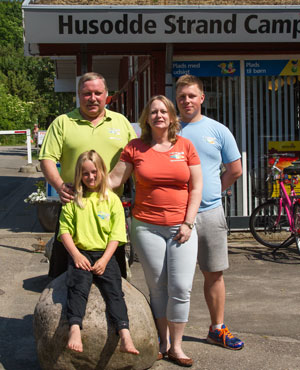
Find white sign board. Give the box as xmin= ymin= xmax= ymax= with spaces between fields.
xmin=23 ymin=6 xmax=300 ymax=44
xmin=37 ymin=130 xmax=46 ymax=146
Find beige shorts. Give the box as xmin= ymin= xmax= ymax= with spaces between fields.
xmin=195 ymin=206 xmax=229 ymax=272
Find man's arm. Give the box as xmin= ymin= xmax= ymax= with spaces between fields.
xmin=40 ymin=159 xmax=74 ymax=203
xmin=221 ymin=158 xmax=242 ymax=192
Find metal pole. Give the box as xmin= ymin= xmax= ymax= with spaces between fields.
xmin=240 ymin=60 xmax=248 ymax=216
xmin=165 ymin=43 xmax=174 ymax=101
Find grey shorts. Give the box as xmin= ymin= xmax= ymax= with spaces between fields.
xmin=195 ymin=205 xmax=229 ymax=272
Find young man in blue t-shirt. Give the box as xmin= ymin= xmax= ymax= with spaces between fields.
xmin=176 ymin=74 xmax=244 ymax=350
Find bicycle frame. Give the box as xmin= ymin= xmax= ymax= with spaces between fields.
xmin=276 ymin=179 xmax=295 ymax=231
xmin=273 ymin=173 xmax=299 ymax=248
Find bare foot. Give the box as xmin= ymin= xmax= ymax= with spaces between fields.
xmin=67 ymin=324 xmax=83 ymax=352
xmin=119 ymin=328 xmax=139 ymax=355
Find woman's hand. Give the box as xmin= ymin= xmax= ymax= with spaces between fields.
xmin=173 ymin=224 xmax=193 ymax=244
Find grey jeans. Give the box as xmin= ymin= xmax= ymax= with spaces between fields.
xmin=131 ymin=217 xmax=198 ymax=322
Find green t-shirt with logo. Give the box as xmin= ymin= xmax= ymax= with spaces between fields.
xmin=39 ymin=108 xmax=137 ymax=184
xmin=58 ymin=190 xmax=127 ymax=251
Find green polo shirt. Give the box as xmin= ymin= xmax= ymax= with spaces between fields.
xmin=39 ymin=108 xmax=136 ymax=184
xmin=58 ymin=191 xmax=127 ymax=251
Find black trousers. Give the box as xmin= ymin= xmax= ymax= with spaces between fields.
xmin=66 ymin=250 xmax=129 ymax=332
xmin=48 ymin=206 xmax=127 ymax=279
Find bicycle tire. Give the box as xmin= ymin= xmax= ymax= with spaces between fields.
xmin=293 ymin=201 xmax=300 ymax=254
xmin=249 ymin=200 xmax=295 ymax=248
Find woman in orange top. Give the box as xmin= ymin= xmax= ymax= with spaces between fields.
xmin=109 ymin=95 xmax=202 ymax=367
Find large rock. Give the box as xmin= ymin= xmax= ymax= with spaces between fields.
xmin=33 ymin=273 xmax=158 ymax=370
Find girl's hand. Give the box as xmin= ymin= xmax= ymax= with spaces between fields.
xmin=173 ymin=224 xmax=192 ymax=244
xmin=73 ymin=253 xmax=92 ymax=271
xmin=92 ymin=258 xmax=108 ymax=276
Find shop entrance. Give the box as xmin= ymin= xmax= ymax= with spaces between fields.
xmin=246 ymin=74 xmax=300 ymax=213
xmin=201 ymin=74 xmax=300 ymax=218
xmin=173 ymin=59 xmax=300 ymax=224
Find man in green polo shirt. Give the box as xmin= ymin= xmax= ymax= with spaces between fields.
xmin=39 ymin=72 xmax=136 ymax=278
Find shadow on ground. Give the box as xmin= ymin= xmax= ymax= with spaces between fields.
xmin=229 ymin=244 xmax=300 ymax=265
xmin=0 ymin=315 xmax=41 ymax=370
xmin=23 ymin=274 xmax=52 ymax=293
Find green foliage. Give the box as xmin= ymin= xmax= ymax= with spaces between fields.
xmin=0 ymin=83 xmax=36 ymax=130
xmin=0 ymin=1 xmax=23 ymax=50
xmin=0 ymin=0 xmax=75 ymax=134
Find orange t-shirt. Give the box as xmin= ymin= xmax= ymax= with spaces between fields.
xmin=120 ymin=136 xmax=200 ymax=225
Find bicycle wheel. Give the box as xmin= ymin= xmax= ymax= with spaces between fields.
xmin=249 ymin=200 xmax=295 ymax=248
xmin=293 ymin=201 xmax=300 ymax=254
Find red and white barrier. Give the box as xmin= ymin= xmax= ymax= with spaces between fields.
xmin=0 ymin=129 xmax=32 ymax=164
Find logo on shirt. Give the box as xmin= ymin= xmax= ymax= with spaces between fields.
xmin=204 ymin=136 xmax=216 ymax=145
xmin=108 ymin=128 xmax=122 ymax=140
xmin=170 ymin=151 xmax=185 ymax=162
xmin=97 ymin=213 xmax=110 ymax=220
xmin=108 ymin=128 xmax=120 ymax=135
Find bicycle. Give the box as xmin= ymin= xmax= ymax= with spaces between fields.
xmin=249 ymin=155 xmax=300 ymax=255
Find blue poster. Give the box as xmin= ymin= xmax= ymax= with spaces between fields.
xmin=172 ymin=61 xmax=240 ymax=77
xmin=245 ymin=60 xmax=300 ymax=76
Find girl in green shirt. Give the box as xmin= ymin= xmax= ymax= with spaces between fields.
xmin=59 ymin=150 xmax=139 ymax=355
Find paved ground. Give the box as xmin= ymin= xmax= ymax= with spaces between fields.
xmin=0 ymin=146 xmax=300 ymax=370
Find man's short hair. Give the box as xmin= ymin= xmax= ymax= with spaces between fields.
xmin=78 ymin=72 xmax=108 ymax=92
xmin=176 ymin=74 xmax=204 ymax=94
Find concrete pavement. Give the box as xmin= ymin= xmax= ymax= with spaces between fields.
xmin=0 ymin=146 xmax=300 ymax=370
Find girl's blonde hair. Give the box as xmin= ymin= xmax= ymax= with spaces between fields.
xmin=74 ymin=150 xmax=109 ymax=208
xmin=139 ymin=95 xmax=180 ymax=145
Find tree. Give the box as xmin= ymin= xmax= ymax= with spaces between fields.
xmin=0 ymin=1 xmax=23 ymax=50
xmin=0 ymin=0 xmax=75 ymax=135
xmin=0 ymin=83 xmax=36 ymax=131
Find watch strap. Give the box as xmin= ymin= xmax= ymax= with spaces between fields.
xmin=183 ymin=221 xmax=195 ymax=229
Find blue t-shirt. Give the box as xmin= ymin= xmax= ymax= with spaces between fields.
xmin=180 ymin=115 xmax=241 ymax=212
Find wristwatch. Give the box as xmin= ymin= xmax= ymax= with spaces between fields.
xmin=183 ymin=221 xmax=195 ymax=229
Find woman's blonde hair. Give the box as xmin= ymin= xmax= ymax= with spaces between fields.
xmin=74 ymin=150 xmax=109 ymax=208
xmin=139 ymin=95 xmax=180 ymax=144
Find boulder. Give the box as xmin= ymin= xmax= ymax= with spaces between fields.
xmin=33 ymin=273 xmax=158 ymax=370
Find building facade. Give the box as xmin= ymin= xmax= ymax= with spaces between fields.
xmin=22 ymin=0 xmax=300 ymax=226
